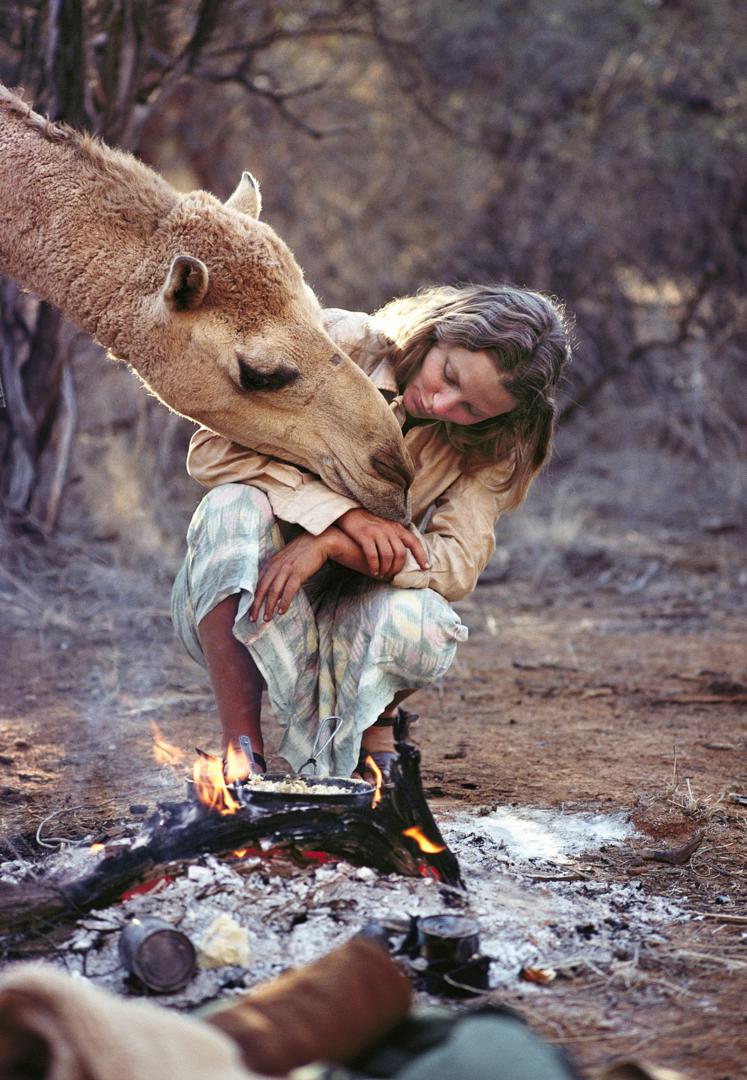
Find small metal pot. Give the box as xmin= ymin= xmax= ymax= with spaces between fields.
xmin=118 ymin=916 xmax=196 ymax=993
xmin=419 ymin=914 xmax=481 ymax=965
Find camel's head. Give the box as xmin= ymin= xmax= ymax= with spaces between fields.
xmin=133 ymin=173 xmax=412 ymax=522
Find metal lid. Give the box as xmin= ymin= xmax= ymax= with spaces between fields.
xmin=134 ymin=929 xmax=196 ymax=992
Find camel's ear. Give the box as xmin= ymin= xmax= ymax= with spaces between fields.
xmin=162 ymin=255 xmax=209 ymax=312
xmin=225 ymin=171 xmax=262 ymax=219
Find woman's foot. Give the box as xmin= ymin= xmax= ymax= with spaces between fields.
xmin=357 ymin=748 xmax=398 ymax=784
xmin=357 ymin=708 xmax=418 ymax=782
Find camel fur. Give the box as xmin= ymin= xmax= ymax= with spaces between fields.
xmin=0 ymin=84 xmax=412 ymax=520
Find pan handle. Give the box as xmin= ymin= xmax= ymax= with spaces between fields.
xmin=297 ymin=715 xmax=344 ymax=775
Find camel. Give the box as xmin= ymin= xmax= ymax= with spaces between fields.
xmin=0 ymin=84 xmax=412 ymax=521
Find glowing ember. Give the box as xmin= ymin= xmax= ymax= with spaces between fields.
xmin=193 ymin=751 xmax=241 ymax=815
xmin=403 ymin=826 xmax=446 ymax=855
xmin=418 ymin=863 xmax=443 ymax=881
xmin=151 ymin=721 xmax=185 ymax=768
xmin=89 ymin=842 xmax=105 ymax=854
xmin=365 ymin=754 xmax=383 ymax=809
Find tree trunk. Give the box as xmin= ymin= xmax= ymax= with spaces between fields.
xmin=0 ymin=0 xmax=89 ymax=528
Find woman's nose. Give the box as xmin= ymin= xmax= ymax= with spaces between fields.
xmin=432 ymin=390 xmax=457 ymax=416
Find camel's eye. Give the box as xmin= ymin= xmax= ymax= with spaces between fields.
xmin=235 ymin=353 xmax=300 ymax=392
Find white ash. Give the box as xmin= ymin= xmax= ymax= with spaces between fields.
xmin=444 ymin=806 xmax=633 ymax=865
xmin=1 ymin=805 xmax=684 ymax=1009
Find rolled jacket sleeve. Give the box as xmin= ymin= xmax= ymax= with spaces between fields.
xmin=390 ymin=465 xmax=510 ymax=602
xmin=186 ymin=428 xmax=358 ymax=535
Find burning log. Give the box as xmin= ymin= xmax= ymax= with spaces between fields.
xmin=0 ymin=739 xmax=462 ymax=939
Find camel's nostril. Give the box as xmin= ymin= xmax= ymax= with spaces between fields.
xmin=370 ymin=451 xmax=414 ymax=490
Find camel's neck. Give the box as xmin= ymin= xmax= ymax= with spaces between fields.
xmin=0 ymin=90 xmax=176 ymax=344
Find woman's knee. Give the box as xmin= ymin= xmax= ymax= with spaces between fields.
xmin=366 ymin=586 xmax=468 ymax=650
xmin=381 ymin=585 xmax=453 ymax=624
xmin=187 ymin=484 xmax=275 ymax=547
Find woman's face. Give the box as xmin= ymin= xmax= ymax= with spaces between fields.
xmin=402 ymin=342 xmax=517 ymax=426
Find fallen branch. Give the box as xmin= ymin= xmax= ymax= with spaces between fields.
xmin=651 ymin=694 xmax=747 ymax=706
xmin=638 ymin=830 xmax=704 ymax=866
xmin=694 ymin=912 xmax=747 ymax=925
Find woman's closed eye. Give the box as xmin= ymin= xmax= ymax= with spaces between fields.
xmin=444 ymin=360 xmax=481 ymax=418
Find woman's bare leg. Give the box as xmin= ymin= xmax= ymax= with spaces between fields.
xmin=198 ymin=595 xmax=266 ymax=764
xmin=360 ymin=689 xmax=418 ymax=757
xmin=377 ymin=689 xmax=417 ymax=721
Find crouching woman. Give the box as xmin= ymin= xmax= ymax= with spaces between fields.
xmin=171 ymin=285 xmax=571 ymax=779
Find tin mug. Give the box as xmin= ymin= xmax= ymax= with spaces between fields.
xmin=118 ymin=916 xmax=196 ymax=993
xmin=419 ymin=914 xmax=481 ymax=965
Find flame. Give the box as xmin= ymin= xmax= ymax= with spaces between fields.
xmin=90 ymin=842 xmax=105 ymax=854
xmin=365 ymin=754 xmax=383 ymax=809
xmin=151 ymin=721 xmax=185 ymax=767
xmin=403 ymin=826 xmax=446 ymax=854
xmin=193 ymin=752 xmax=241 ymax=815
xmin=223 ymin=742 xmax=250 ymax=783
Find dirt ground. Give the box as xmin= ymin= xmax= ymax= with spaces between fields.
xmin=1 ymin=470 xmax=745 ymax=1079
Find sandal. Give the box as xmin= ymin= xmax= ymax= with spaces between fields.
xmin=357 ymin=707 xmax=419 ymax=783
xmin=358 ymin=749 xmax=398 ymax=784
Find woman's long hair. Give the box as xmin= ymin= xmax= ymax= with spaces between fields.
xmin=373 ymin=284 xmax=572 ymax=510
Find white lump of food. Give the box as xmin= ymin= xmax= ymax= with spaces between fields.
xmin=198 ymin=913 xmax=251 ymax=969
xmin=242 ymin=775 xmax=359 ymax=796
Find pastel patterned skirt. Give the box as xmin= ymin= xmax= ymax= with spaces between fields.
xmin=171 ymin=484 xmax=468 ymax=778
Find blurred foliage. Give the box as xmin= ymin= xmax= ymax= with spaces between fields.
xmin=0 ymin=0 xmax=745 ymax=540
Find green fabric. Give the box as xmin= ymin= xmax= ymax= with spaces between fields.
xmin=290 ymin=1008 xmax=578 ymax=1079
xmin=390 ymin=1013 xmax=576 ymax=1079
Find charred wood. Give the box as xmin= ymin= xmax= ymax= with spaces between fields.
xmin=0 ymin=741 xmax=462 ymax=940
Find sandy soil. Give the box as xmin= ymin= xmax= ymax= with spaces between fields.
xmin=1 ymin=502 xmax=745 ymax=1079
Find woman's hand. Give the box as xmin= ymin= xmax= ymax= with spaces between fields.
xmin=251 ymin=533 xmax=331 ymax=622
xmin=336 ymin=509 xmax=429 ymax=578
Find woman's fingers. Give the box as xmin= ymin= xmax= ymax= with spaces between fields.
xmin=250 ymin=562 xmax=274 ymax=622
xmin=262 ymin=564 xmax=292 ymax=621
xmin=376 ymin=535 xmax=396 ymax=578
xmin=361 ymin=536 xmax=381 ymax=577
xmin=398 ymin=529 xmax=429 ymax=570
xmin=251 ymin=534 xmax=327 ymax=620
xmin=252 ymin=557 xmax=291 ymax=622
xmin=390 ymin=538 xmax=408 ymax=576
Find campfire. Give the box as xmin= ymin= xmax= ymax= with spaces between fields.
xmin=0 ymin=718 xmax=462 ymax=941
xmin=0 ymin=740 xmax=682 ymax=1016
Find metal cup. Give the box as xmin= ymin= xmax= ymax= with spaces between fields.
xmin=118 ymin=916 xmax=196 ymax=993
xmin=419 ymin=914 xmax=481 ymax=965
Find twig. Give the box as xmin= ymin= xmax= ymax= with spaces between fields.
xmin=637 ymin=830 xmax=704 ymax=866
xmin=667 ymin=949 xmax=747 ymax=971
xmin=522 ymin=872 xmax=590 ymax=882
xmin=653 ymin=693 xmax=747 ymax=705
xmin=694 ymin=912 xmax=747 ymax=925
xmin=35 ymin=805 xmax=101 ymax=849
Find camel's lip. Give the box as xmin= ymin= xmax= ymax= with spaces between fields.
xmin=325 ymin=457 xmax=409 ymax=523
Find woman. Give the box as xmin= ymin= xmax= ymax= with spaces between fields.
xmin=171 ymin=284 xmax=571 ymax=779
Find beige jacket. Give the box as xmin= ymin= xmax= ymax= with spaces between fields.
xmin=186 ymin=309 xmax=512 ymax=602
